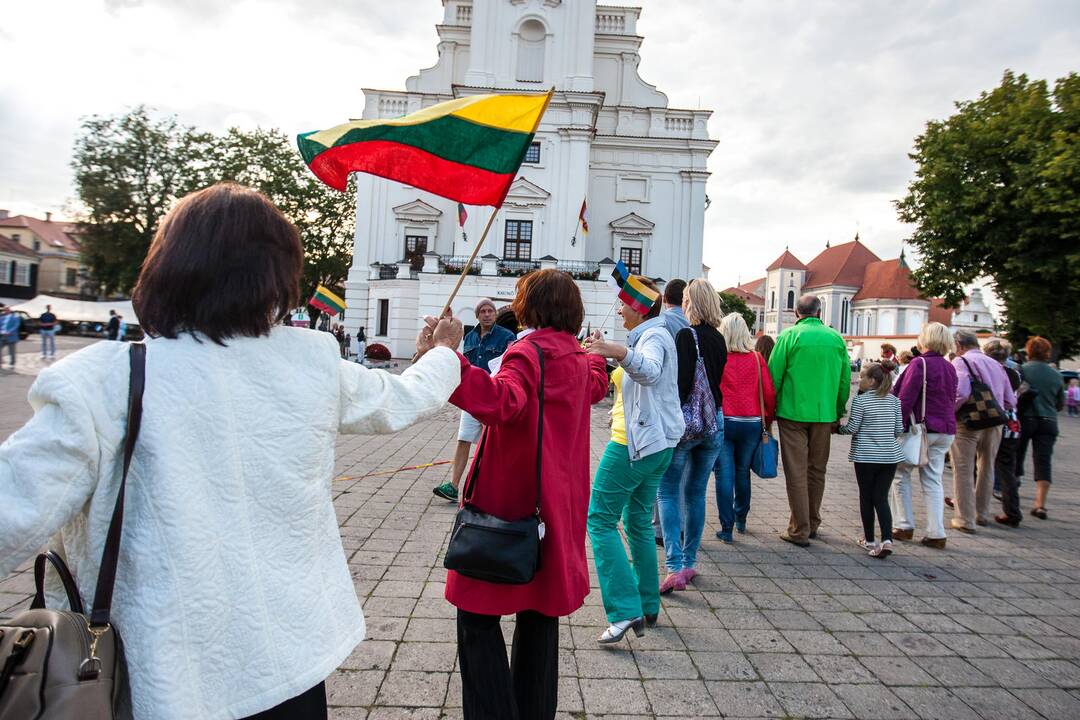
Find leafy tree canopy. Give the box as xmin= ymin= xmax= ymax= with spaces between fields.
xmin=72 ymin=107 xmax=356 ymax=306
xmin=896 ymin=70 xmax=1080 ymax=357
xmin=718 ymin=291 xmax=757 ymax=331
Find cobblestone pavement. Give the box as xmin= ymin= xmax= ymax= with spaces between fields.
xmin=3 ymin=340 xmax=1080 ymax=719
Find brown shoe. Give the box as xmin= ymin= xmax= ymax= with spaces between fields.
xmin=780 ymin=533 xmax=811 ymax=548
xmin=920 ymin=537 xmax=946 ymax=549
xmin=994 ymin=514 xmax=1020 ymax=528
xmin=952 ymin=525 xmax=976 ymax=535
xmin=893 ymin=528 xmax=914 ymax=541
xmin=976 ymin=517 xmax=988 ymax=527
xmin=944 ymin=497 xmax=954 ymax=508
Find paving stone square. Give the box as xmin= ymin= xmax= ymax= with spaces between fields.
xmin=3 ymin=337 xmax=1080 ymax=718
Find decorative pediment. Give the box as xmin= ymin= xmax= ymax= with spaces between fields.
xmin=503 ymin=177 xmax=551 ymax=207
xmin=392 ymin=199 xmax=443 ymax=223
xmin=609 ymin=212 xmax=655 ymax=235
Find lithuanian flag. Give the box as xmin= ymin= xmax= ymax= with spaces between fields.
xmin=608 ymin=260 xmax=660 ymax=317
xmin=297 ymin=92 xmax=552 ymax=207
xmin=309 ymin=285 xmax=346 ymax=316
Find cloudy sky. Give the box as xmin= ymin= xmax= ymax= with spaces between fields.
xmin=1 ymin=0 xmax=1077 ymax=294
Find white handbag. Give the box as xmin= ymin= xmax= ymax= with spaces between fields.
xmin=899 ymin=357 xmax=930 ymax=467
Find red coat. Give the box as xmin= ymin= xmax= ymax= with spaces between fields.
xmin=720 ymin=351 xmax=777 ymax=420
xmin=445 ymin=328 xmax=609 ymax=617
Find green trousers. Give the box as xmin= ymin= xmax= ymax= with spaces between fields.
xmin=587 ymin=441 xmax=673 ymax=623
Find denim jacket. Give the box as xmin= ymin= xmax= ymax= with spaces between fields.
xmin=462 ymin=324 xmax=515 ymax=372
xmin=617 ymin=317 xmax=685 ymax=461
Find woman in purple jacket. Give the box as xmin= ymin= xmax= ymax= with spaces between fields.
xmin=889 ymin=323 xmax=959 ymax=549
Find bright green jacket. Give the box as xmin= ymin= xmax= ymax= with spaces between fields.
xmin=768 ymin=317 xmax=851 ymax=423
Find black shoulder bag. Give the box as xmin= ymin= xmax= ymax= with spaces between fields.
xmin=443 ymin=342 xmax=544 ymax=585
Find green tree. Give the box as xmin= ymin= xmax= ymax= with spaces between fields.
xmin=72 ymin=106 xmax=214 ymax=294
xmin=209 ymin=127 xmax=356 ymax=327
xmin=718 ymin=291 xmax=756 ymax=331
xmin=896 ymin=70 xmax=1080 ymax=358
xmin=73 ymin=110 xmax=357 ymax=316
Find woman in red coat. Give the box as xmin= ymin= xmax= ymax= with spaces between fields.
xmin=443 ymin=269 xmax=609 ymax=720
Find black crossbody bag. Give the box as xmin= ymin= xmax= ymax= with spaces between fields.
xmin=443 ymin=342 xmax=544 ymax=585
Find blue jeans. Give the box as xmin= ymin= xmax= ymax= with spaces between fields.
xmin=714 ymin=418 xmax=760 ymax=531
xmin=657 ymin=413 xmax=723 ymax=572
xmin=40 ymin=328 xmax=56 ymax=357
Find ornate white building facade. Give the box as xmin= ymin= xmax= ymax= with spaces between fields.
xmin=724 ymin=237 xmax=995 ymax=339
xmin=342 ymin=0 xmax=718 ymax=357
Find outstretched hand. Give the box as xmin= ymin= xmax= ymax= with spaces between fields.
xmin=414 ymin=309 xmax=461 ymax=361
xmin=584 ymin=332 xmax=627 ymax=362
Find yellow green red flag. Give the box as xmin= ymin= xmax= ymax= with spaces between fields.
xmin=297 ymin=92 xmax=552 ymax=207
xmin=309 ymin=285 xmax=346 ymax=317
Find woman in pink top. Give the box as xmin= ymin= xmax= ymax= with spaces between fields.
xmin=714 ymin=313 xmax=776 ymax=538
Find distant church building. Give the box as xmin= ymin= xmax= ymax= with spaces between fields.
xmin=724 ymin=236 xmax=994 ymax=339
xmin=342 ymin=0 xmax=717 ymax=358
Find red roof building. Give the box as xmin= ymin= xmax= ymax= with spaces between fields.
xmin=0 ymin=213 xmax=82 ymax=296
xmin=0 ymin=232 xmax=40 ymax=300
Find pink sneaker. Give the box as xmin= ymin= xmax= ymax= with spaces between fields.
xmin=659 ymin=572 xmax=686 ymax=594
xmin=680 ymin=568 xmax=699 ymax=584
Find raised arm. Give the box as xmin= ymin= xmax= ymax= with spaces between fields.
xmin=450 ymin=347 xmax=533 ymax=425
xmin=0 ymin=370 xmax=101 ymax=578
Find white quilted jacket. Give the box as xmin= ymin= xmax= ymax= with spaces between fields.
xmin=0 ymin=328 xmax=461 ymax=719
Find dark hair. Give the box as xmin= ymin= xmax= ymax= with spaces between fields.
xmin=1026 ymin=335 xmax=1052 ymax=362
xmin=636 ymin=276 xmax=662 ymax=319
xmin=754 ymin=334 xmax=775 ymax=363
xmin=511 ymin=269 xmax=584 ymax=334
xmin=796 ymin=294 xmax=821 ymax=317
xmin=663 ymin=278 xmax=686 ymax=307
xmin=133 ymin=183 xmax=303 ymax=345
xmin=880 ymin=343 xmax=897 ymax=355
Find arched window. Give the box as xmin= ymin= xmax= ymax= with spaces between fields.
xmin=840 ymin=298 xmax=850 ymax=334
xmin=516 ymin=19 xmax=546 ymax=83
xmin=786 ymin=290 xmax=795 ymax=310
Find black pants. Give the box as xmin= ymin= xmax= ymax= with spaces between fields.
xmin=996 ymin=437 xmax=1021 ymax=522
xmin=854 ymin=462 xmax=896 ymax=542
xmin=1016 ymin=416 xmax=1058 ymax=483
xmin=241 ymin=682 xmax=326 ymax=720
xmin=457 ymin=608 xmax=559 ymax=720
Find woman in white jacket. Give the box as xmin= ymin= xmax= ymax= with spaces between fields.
xmin=0 ymin=184 xmax=464 ymax=720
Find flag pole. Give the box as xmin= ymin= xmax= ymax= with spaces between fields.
xmin=438 ymin=86 xmax=555 ymax=319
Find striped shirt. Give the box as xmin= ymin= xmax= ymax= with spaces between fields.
xmin=839 ymin=391 xmax=905 ymax=463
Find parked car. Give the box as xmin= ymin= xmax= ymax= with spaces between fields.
xmin=14 ymin=311 xmax=32 ymax=340
xmin=1061 ymin=369 xmax=1078 ymax=383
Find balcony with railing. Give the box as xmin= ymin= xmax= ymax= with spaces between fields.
xmin=595 ymin=6 xmax=640 ymax=35
xmin=370 ymin=255 xmax=605 ymax=281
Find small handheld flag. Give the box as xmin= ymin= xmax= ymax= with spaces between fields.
xmin=458 ymin=202 xmax=468 ymax=227
xmin=578 ymin=198 xmax=589 ymax=235
xmin=309 ymin=285 xmax=346 ymax=317
xmin=608 ymin=261 xmax=660 ymax=316
xmin=297 ymin=92 xmax=552 ymax=207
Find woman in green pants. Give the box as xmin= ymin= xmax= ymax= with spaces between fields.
xmin=584 ymin=276 xmax=685 ymax=644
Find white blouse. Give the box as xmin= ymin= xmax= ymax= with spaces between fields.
xmin=0 ymin=327 xmax=461 ymax=719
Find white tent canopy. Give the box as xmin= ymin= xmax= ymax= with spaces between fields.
xmin=7 ymin=294 xmax=138 ymax=325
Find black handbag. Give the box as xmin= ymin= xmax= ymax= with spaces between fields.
xmin=957 ymin=357 xmax=1006 ymax=430
xmin=443 ymin=341 xmax=545 ymax=585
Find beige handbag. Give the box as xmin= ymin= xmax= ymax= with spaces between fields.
xmin=0 ymin=343 xmax=144 ymax=719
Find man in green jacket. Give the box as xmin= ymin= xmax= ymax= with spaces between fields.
xmin=768 ymin=294 xmax=851 ymax=547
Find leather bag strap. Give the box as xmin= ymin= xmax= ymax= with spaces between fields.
xmin=31 ymin=550 xmax=84 ymax=614
xmin=90 ymin=343 xmax=145 ymax=628
xmin=755 ymin=352 xmax=767 ymax=436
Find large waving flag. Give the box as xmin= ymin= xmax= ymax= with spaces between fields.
xmin=297 ymin=92 xmax=551 ymax=207
xmin=607 ymin=260 xmax=660 ymax=316
xmin=309 ymin=285 xmax=346 ymax=317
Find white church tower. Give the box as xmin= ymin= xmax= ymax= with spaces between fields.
xmin=343 ymin=0 xmax=718 ymax=357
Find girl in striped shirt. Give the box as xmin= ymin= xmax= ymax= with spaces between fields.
xmin=839 ymin=363 xmax=905 ymax=558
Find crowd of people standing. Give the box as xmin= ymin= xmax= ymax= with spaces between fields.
xmin=0 ymin=182 xmax=1073 ymax=720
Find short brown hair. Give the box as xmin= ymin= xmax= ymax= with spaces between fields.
xmin=133 ymin=184 xmax=302 ymax=345
xmin=1026 ymin=335 xmax=1052 ymax=362
xmin=511 ymin=269 xmax=584 ymax=334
